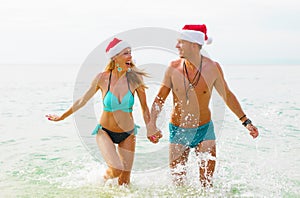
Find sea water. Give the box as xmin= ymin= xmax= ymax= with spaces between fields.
xmin=0 ymin=64 xmax=299 ymax=197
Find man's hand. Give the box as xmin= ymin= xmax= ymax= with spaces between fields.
xmin=246 ymin=124 xmax=259 ymax=139
xmin=147 ymin=131 xmax=163 ymax=144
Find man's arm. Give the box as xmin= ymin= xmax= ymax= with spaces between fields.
xmin=214 ymin=63 xmax=259 ymax=138
xmin=148 ymin=67 xmax=172 ymax=140
xmin=149 ymin=85 xmax=171 ymax=132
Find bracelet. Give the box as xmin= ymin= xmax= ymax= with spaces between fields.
xmin=239 ymin=114 xmax=246 ymax=120
xmin=242 ymin=119 xmax=252 ymax=127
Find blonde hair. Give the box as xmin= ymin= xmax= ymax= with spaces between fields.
xmin=105 ymin=60 xmax=149 ymax=90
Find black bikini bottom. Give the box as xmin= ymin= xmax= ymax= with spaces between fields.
xmin=102 ymin=127 xmax=134 ymax=144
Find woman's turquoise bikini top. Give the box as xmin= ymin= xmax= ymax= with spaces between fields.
xmin=103 ymin=71 xmax=134 ymax=112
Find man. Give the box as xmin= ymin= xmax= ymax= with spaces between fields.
xmin=149 ymin=24 xmax=259 ymax=187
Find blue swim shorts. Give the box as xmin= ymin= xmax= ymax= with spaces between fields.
xmin=169 ymin=121 xmax=216 ymax=148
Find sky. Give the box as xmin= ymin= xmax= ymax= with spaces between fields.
xmin=0 ymin=0 xmax=300 ymax=65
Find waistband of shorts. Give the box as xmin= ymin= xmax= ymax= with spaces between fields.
xmin=169 ymin=120 xmax=213 ymax=129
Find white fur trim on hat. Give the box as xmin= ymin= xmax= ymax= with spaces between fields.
xmin=106 ymin=40 xmax=131 ymax=59
xmin=180 ymin=29 xmax=206 ymax=45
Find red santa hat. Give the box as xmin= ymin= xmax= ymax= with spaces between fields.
xmin=179 ymin=24 xmax=212 ymax=45
xmin=105 ymin=38 xmax=131 ymax=59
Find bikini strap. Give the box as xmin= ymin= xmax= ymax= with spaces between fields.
xmin=91 ymin=124 xmax=103 ymax=135
xmin=134 ymin=124 xmax=140 ymax=135
xmin=107 ymin=70 xmax=112 ymax=91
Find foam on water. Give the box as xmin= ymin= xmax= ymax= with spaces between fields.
xmin=1 ymin=65 xmax=300 ymax=197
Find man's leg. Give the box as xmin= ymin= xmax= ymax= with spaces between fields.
xmin=195 ymin=140 xmax=216 ymax=187
xmin=169 ymin=143 xmax=190 ymax=185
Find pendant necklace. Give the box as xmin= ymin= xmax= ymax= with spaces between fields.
xmin=183 ymin=55 xmax=203 ymax=104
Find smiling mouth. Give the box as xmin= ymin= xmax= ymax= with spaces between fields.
xmin=126 ymin=61 xmax=131 ymax=66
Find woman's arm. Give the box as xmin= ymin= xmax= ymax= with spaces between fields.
xmin=46 ymin=73 xmax=102 ymax=121
xmin=136 ymin=87 xmax=162 ymax=143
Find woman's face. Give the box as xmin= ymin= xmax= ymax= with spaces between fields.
xmin=115 ymin=47 xmax=132 ymax=66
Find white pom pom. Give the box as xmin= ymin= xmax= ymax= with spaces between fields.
xmin=206 ymin=37 xmax=213 ymax=45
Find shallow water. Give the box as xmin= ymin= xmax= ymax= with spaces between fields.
xmin=0 ymin=64 xmax=299 ymax=197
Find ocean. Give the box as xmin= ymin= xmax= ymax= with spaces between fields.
xmin=0 ymin=64 xmax=299 ymax=197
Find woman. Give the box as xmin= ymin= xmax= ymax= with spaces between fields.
xmin=46 ymin=38 xmax=162 ymax=185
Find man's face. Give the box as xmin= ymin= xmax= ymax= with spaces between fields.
xmin=176 ymin=39 xmax=192 ymax=58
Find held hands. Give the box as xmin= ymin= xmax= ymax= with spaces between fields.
xmin=45 ymin=114 xmax=63 ymax=122
xmin=147 ymin=130 xmax=163 ymax=144
xmin=146 ymin=123 xmax=163 ymax=144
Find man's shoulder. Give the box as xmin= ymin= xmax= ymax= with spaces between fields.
xmin=203 ymin=56 xmax=222 ymax=70
xmin=203 ymin=56 xmax=217 ymax=65
xmin=164 ymin=59 xmax=183 ymax=76
xmin=169 ymin=58 xmax=183 ymax=68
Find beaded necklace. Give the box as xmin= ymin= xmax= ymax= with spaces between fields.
xmin=183 ymin=55 xmax=203 ymax=104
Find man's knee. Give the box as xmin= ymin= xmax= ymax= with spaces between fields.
xmin=196 ymin=140 xmax=216 ymax=155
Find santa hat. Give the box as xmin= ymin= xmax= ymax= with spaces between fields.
xmin=179 ymin=24 xmax=212 ymax=45
xmin=105 ymin=38 xmax=131 ymax=59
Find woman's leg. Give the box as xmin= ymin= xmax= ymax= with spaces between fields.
xmin=96 ymin=130 xmax=123 ymax=180
xmin=117 ymin=134 xmax=136 ymax=185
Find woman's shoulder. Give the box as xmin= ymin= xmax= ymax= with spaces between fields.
xmin=95 ymin=71 xmax=110 ymax=79
xmin=91 ymin=71 xmax=110 ymax=87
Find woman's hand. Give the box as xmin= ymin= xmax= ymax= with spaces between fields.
xmin=146 ymin=121 xmax=163 ymax=143
xmin=146 ymin=122 xmax=162 ymax=143
xmin=148 ymin=131 xmax=163 ymax=144
xmin=45 ymin=114 xmax=63 ymax=122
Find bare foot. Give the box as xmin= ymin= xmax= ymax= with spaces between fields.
xmin=103 ymin=168 xmax=121 ymax=181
